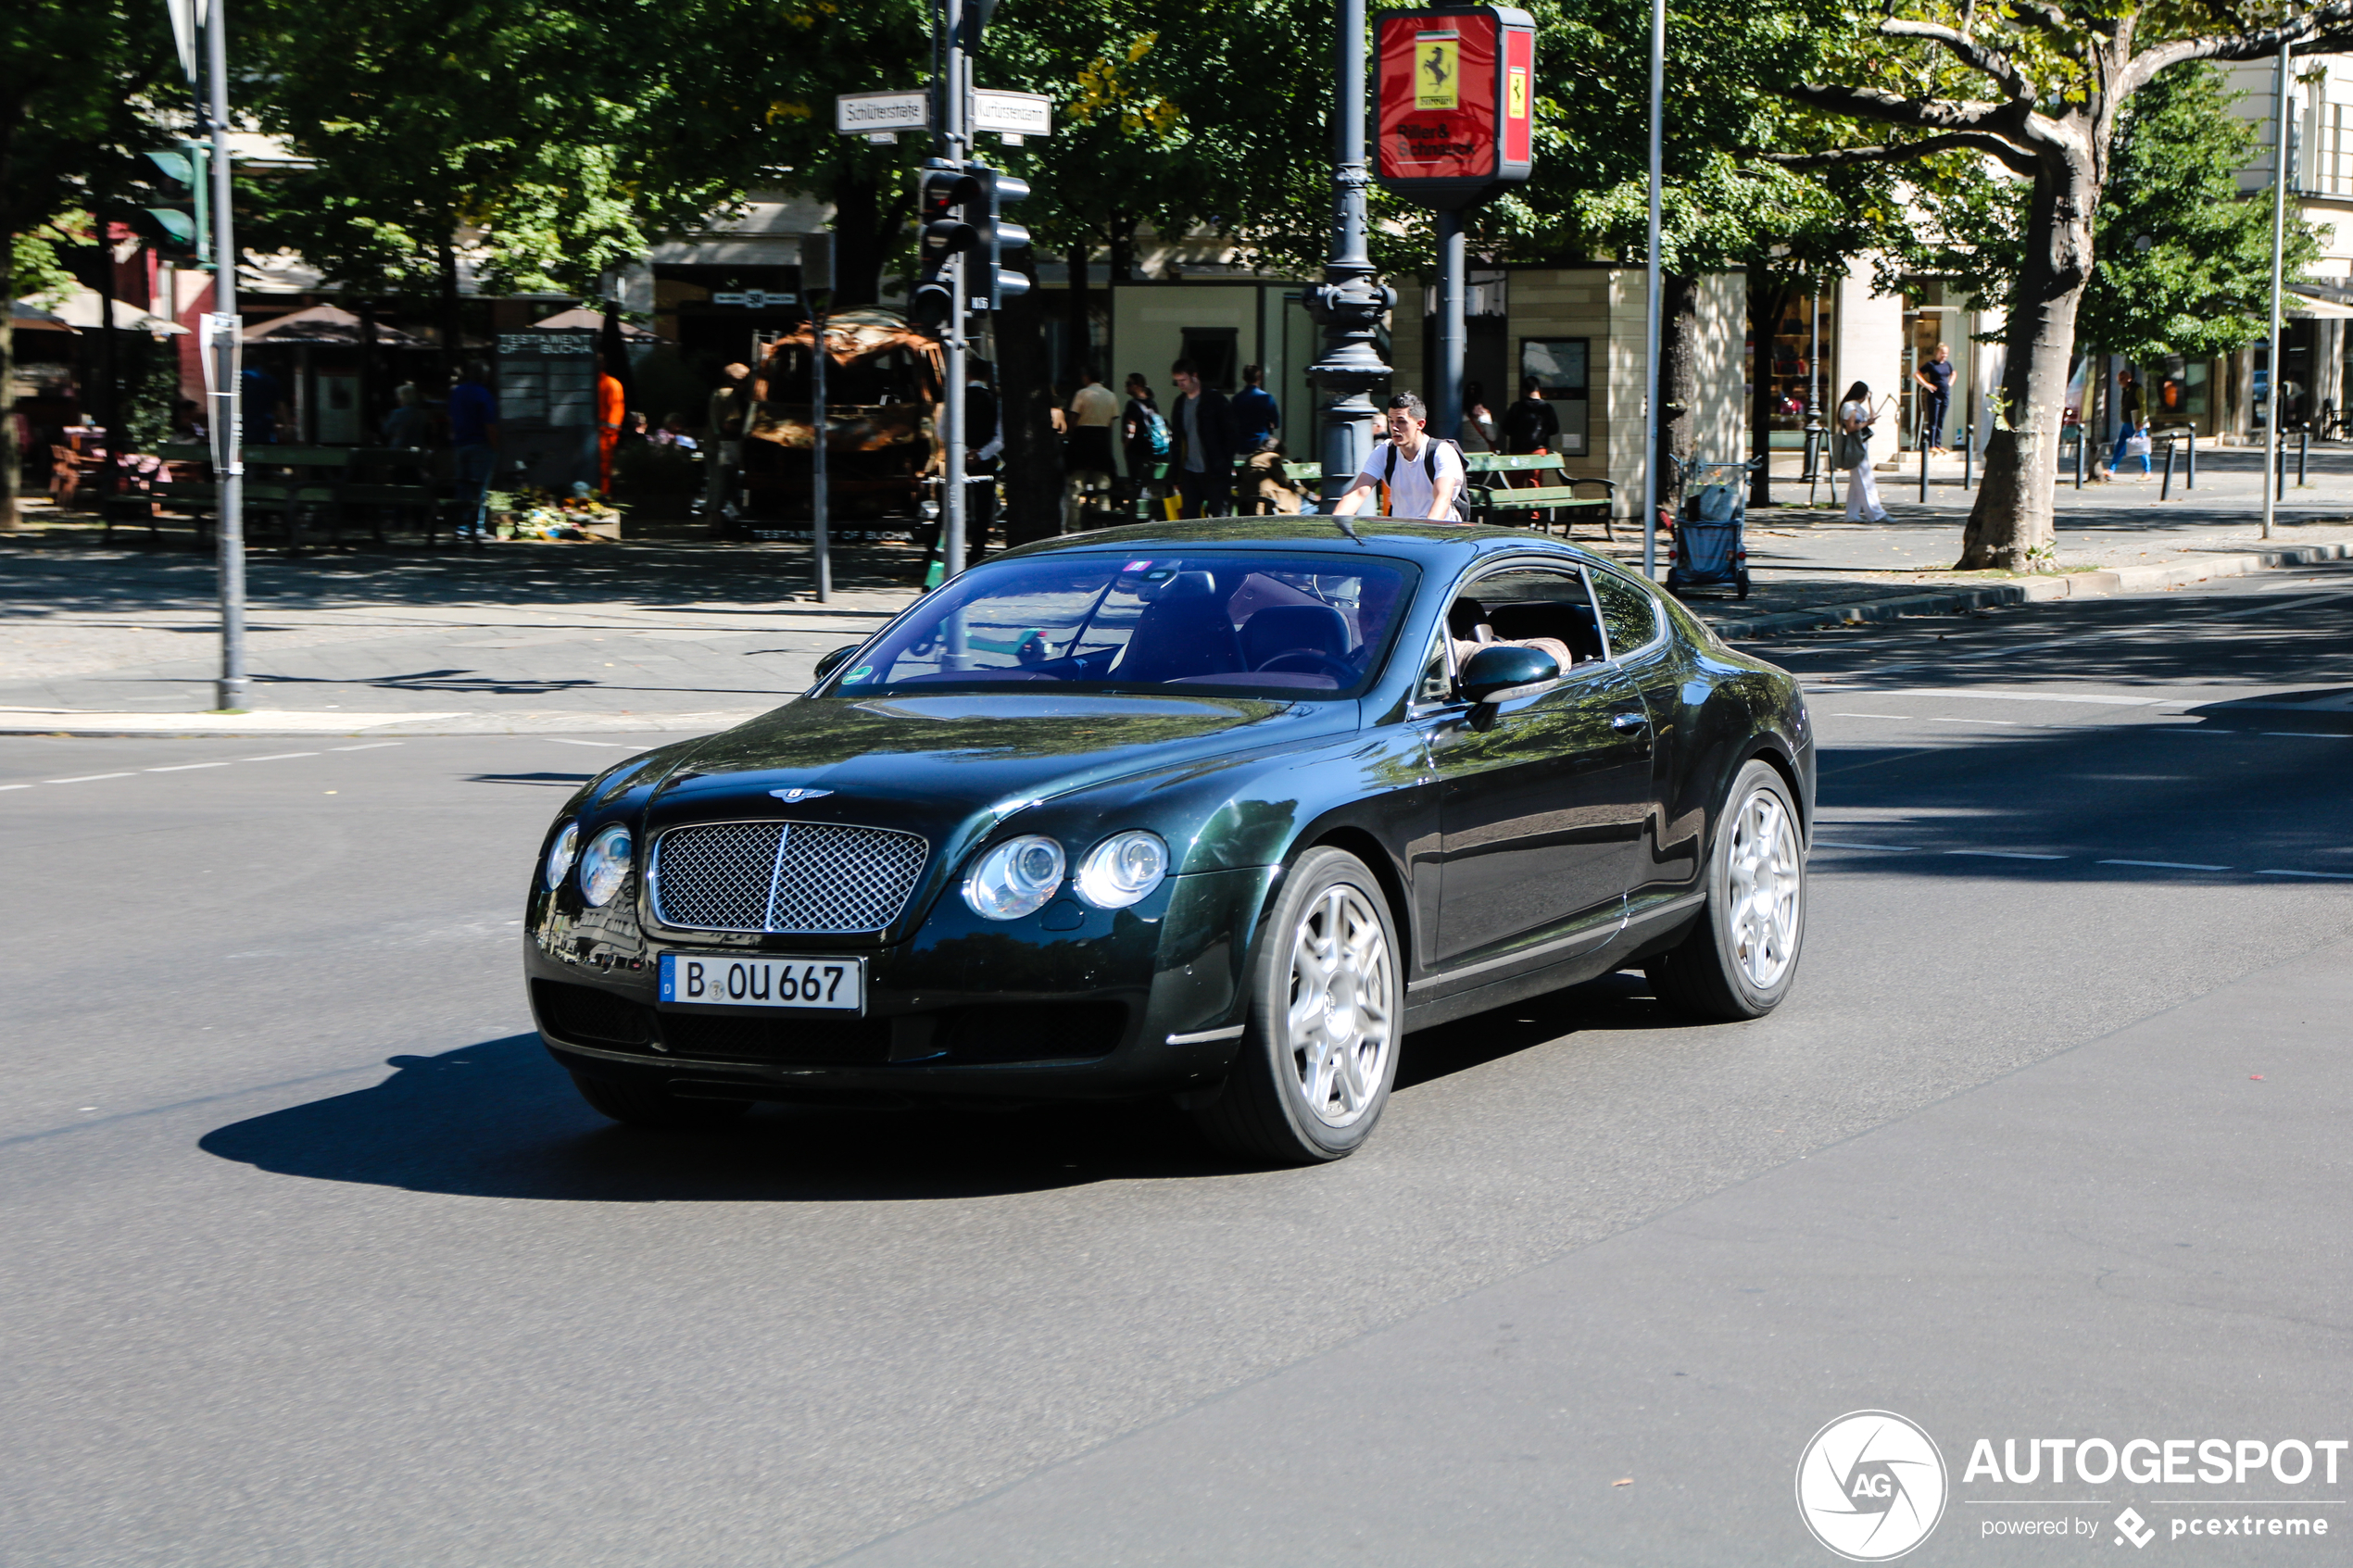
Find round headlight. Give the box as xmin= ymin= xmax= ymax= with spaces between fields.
xmin=1074 ymin=830 xmax=1169 ymax=909
xmin=578 ymin=824 xmax=634 ymax=907
xmin=963 ymin=834 xmax=1065 ymax=921
xmin=544 ymin=822 xmax=580 ymax=890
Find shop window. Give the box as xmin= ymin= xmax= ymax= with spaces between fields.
xmin=1518 ymin=338 xmax=1590 ymax=454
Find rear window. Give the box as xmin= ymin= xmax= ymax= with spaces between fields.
xmin=827 ymin=552 xmax=1420 ymax=700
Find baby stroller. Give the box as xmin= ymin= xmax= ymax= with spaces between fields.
xmin=1664 ymin=456 xmax=1761 ymax=600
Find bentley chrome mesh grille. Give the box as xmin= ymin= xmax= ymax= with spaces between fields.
xmin=651 ymin=821 xmax=928 ymax=935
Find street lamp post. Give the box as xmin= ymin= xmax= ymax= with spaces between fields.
xmin=1308 ymin=0 xmax=1391 ymax=509
xmin=1640 ymin=0 xmax=1664 ymax=577
xmin=2263 ymin=34 xmax=2290 ymax=542
xmin=204 ymin=0 xmax=246 ymax=710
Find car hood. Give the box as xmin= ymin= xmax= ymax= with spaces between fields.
xmin=651 ymin=691 xmax=1354 ymax=826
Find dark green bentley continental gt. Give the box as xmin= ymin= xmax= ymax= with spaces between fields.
xmin=525 ymin=519 xmax=1813 ymax=1163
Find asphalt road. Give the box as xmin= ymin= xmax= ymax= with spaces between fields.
xmin=5 ymin=561 xmax=2350 ymax=1566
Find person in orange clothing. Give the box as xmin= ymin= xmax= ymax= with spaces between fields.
xmin=595 ymin=352 xmax=626 ymax=493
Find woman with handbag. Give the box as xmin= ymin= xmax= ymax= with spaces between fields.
xmin=1838 ymin=381 xmax=1891 ymax=522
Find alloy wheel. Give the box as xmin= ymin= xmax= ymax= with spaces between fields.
xmin=1726 ymin=784 xmax=1802 ymax=989
xmin=1284 ymin=884 xmax=1395 ymax=1128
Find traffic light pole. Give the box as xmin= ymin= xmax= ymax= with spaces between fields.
xmin=937 ymin=0 xmax=969 ymax=595
xmin=205 ymin=0 xmax=247 ymax=710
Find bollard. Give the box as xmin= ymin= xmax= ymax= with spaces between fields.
xmin=2185 ymin=429 xmax=2196 ymax=489
xmin=1919 ymin=430 xmax=1930 ymax=503
xmin=2275 ymin=429 xmax=2286 ymax=486
xmin=2160 ymin=434 xmax=2177 ymax=500
xmin=1962 ymin=422 xmax=1974 ymax=490
xmin=2299 ymin=425 xmax=2309 ymax=487
xmin=2073 ymin=423 xmax=2086 ymax=488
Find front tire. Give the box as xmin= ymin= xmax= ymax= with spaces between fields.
xmin=571 ymin=1072 xmax=752 ymax=1129
xmin=1194 ymin=847 xmax=1403 ymax=1164
xmin=1645 ymin=759 xmax=1806 ymax=1021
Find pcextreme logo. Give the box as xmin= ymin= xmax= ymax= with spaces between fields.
xmin=1797 ymin=1410 xmax=1951 ymax=1562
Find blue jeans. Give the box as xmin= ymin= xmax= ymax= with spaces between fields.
xmin=452 ymin=444 xmax=496 ymax=533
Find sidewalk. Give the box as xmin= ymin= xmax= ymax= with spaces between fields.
xmin=2 ymin=447 xmax=2345 ymax=734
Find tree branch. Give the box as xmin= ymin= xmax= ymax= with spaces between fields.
xmin=1881 ymin=19 xmax=2034 ymax=99
xmin=1762 ymin=131 xmax=2039 ymax=178
xmin=2123 ymin=3 xmax=2353 ymax=96
xmin=1780 ymin=81 xmax=2020 ymax=136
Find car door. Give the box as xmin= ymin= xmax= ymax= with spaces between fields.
xmin=1426 ymin=564 xmax=1655 ymax=972
xmin=1587 ymin=566 xmax=1699 ymax=903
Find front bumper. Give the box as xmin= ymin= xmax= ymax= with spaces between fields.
xmin=524 ymin=864 xmax=1277 ymax=1104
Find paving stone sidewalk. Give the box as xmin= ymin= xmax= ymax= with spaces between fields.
xmin=2 ymin=445 xmax=2345 ymax=734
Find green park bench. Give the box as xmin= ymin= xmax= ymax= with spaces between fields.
xmin=1465 ymin=453 xmax=1618 ymax=540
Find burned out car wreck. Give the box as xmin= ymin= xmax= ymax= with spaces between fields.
xmin=526 ymin=519 xmax=1813 ymax=1163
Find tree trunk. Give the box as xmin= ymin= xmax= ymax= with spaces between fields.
xmin=1065 ymin=242 xmax=1090 ymax=387
xmin=0 ymin=233 xmax=17 ymax=532
xmin=1749 ymin=268 xmax=1795 ymax=509
xmin=996 ymin=246 xmax=1061 ymax=547
xmin=1957 ymin=156 xmax=2095 ymax=571
xmin=1655 ymin=271 xmax=1698 ymax=521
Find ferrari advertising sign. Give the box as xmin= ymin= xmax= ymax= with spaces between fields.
xmin=1376 ymin=6 xmax=1535 ymax=211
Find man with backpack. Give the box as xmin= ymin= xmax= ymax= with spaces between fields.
xmin=1122 ymin=372 xmax=1171 ymax=511
xmin=1332 ymin=391 xmax=1466 ymax=522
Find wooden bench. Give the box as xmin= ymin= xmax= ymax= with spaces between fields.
xmin=1466 ymin=457 xmax=1619 ymax=540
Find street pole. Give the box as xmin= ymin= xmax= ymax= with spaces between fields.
xmin=937 ymin=0 xmax=968 ymax=584
xmin=205 ymin=0 xmax=247 ymax=710
xmin=1640 ymin=0 xmax=1664 ymax=576
xmin=811 ymin=295 xmax=831 ymax=602
xmin=2263 ymin=33 xmax=2290 ymax=542
xmin=1308 ymin=0 xmax=1390 ymax=509
xmin=1434 ymin=208 xmax=1465 ymax=440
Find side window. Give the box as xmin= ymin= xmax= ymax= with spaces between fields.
xmin=1414 ymin=631 xmax=1453 ymax=705
xmin=1449 ymin=568 xmax=1605 ymax=666
xmin=1591 ymin=571 xmax=1663 ymax=659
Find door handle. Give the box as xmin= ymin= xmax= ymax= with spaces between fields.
xmin=1611 ymin=710 xmax=1650 ymax=732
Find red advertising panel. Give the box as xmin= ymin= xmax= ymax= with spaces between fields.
xmin=1375 ymin=6 xmax=1534 ymax=211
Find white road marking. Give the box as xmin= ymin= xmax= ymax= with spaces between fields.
xmin=547 ymin=738 xmax=627 ymax=747
xmin=2100 ymin=859 xmax=2231 ymax=872
xmin=1815 ymin=840 xmax=1919 ymax=852
xmin=2259 ymin=868 xmax=2353 ymax=880
xmin=240 ymin=752 xmax=321 ymax=761
xmin=330 ymin=742 xmax=403 ymax=751
xmin=46 ymin=772 xmax=133 ymax=784
xmin=145 ymin=762 xmax=231 ymax=771
xmin=1949 ymin=849 xmax=2068 ymax=860
xmin=0 ymin=784 xmax=31 ymax=792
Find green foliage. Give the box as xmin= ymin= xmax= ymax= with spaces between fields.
xmin=1 ymin=0 xmax=177 ymax=284
xmin=1889 ymin=64 xmax=2320 ymax=362
xmin=11 ymin=220 xmax=82 ymax=301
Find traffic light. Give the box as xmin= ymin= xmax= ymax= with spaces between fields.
xmin=964 ymin=163 xmax=1031 ymax=314
xmin=138 ymin=143 xmax=211 ymax=265
xmin=909 ymin=160 xmax=981 ymax=332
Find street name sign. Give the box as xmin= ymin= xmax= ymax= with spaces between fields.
xmin=837 ymin=91 xmax=930 ymax=134
xmin=973 ymin=89 xmax=1052 ymax=137
xmin=711 ymin=289 xmax=799 ymax=308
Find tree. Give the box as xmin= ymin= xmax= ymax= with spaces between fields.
xmin=1 ymin=0 xmax=173 ymax=529
xmin=1768 ymin=0 xmax=2353 ymax=570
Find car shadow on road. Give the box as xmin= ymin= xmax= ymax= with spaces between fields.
xmin=198 ymin=975 xmax=1681 ymax=1201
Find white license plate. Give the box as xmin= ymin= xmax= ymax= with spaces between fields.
xmin=659 ymin=953 xmax=864 ymax=1011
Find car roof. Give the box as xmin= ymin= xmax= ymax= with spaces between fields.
xmin=993 ymin=517 xmax=1623 ymax=574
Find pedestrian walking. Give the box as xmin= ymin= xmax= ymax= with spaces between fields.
xmin=447 ymin=360 xmax=499 ymax=540
xmin=703 ymin=360 xmax=750 ymax=527
xmin=1459 ymin=381 xmax=1499 ymax=454
xmin=595 ymin=352 xmax=625 ymax=493
xmin=2108 ymin=369 xmax=2149 ymax=481
xmin=1838 ymin=380 xmax=1890 ymax=523
xmin=1169 ymin=358 xmax=1238 ymax=518
xmin=1914 ymin=343 xmax=1954 ymax=453
xmin=1121 ymin=374 xmax=1170 ymax=514
xmin=1064 ymin=368 xmax=1119 ymax=530
xmin=1232 ymin=364 xmax=1280 ymax=450
xmin=1332 ymin=391 xmax=1466 ymax=522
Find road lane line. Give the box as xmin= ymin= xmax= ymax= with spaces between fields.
xmin=1949 ymin=849 xmax=2068 ymax=860
xmin=2100 ymin=859 xmax=2232 ymax=872
xmin=330 ymin=742 xmax=403 ymax=751
xmin=145 ymin=762 xmax=232 ymax=771
xmin=2259 ymin=869 xmax=2353 ymax=880
xmin=547 ymin=738 xmax=627 ymax=747
xmin=0 ymin=784 xmax=31 ymax=792
xmin=45 ymin=773 xmax=134 ymax=784
xmin=240 ymin=752 xmax=321 ymax=761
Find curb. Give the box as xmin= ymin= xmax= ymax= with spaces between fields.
xmin=1699 ymin=541 xmax=2353 ymax=639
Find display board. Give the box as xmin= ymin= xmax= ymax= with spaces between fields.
xmin=1375 ymin=6 xmax=1535 ymax=211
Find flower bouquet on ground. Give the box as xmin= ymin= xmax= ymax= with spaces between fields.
xmin=502 ymin=483 xmax=622 ymax=542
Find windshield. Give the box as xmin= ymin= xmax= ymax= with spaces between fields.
xmin=829 ymin=552 xmax=1419 ymax=699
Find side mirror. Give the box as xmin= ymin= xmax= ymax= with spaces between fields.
xmin=811 ymin=645 xmax=862 ymax=683
xmin=1457 ymin=643 xmax=1559 ymax=706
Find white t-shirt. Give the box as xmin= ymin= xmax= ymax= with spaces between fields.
xmin=1355 ymin=436 xmax=1466 ymax=520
